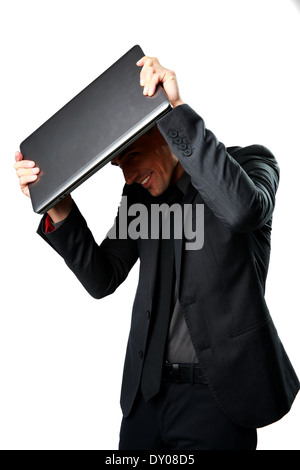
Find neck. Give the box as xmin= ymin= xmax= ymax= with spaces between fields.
xmin=170 ymin=161 xmax=185 ymax=186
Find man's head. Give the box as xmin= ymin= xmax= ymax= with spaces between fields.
xmin=111 ymin=126 xmax=184 ymax=197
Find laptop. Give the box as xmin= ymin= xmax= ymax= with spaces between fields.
xmin=20 ymin=45 xmax=172 ymax=214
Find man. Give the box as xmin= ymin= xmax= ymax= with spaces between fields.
xmin=15 ymin=56 xmax=299 ymax=450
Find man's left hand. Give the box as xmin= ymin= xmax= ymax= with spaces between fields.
xmin=136 ymin=56 xmax=184 ymax=108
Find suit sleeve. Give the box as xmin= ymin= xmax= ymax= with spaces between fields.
xmin=157 ymin=104 xmax=280 ymax=232
xmin=37 ymin=195 xmax=138 ymax=299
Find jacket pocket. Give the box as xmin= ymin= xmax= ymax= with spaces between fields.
xmin=230 ymin=315 xmax=271 ymax=338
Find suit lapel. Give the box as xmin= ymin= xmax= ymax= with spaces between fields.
xmin=147 ymin=237 xmax=160 ymax=300
xmin=174 ymin=182 xmax=198 ymax=294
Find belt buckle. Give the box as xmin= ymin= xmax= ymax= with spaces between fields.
xmin=171 ymin=363 xmax=180 ymax=382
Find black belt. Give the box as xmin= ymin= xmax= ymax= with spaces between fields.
xmin=162 ymin=363 xmax=208 ymax=384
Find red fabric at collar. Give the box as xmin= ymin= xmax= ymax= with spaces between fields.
xmin=44 ymin=214 xmax=56 ymax=233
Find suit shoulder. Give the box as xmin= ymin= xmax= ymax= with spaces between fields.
xmin=228 ymin=144 xmax=275 ymax=159
xmin=228 ymin=144 xmax=279 ymax=174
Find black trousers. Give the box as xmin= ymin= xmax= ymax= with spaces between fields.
xmin=119 ymin=382 xmax=257 ymax=450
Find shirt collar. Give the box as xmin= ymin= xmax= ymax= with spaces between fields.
xmin=175 ymin=171 xmax=190 ymax=196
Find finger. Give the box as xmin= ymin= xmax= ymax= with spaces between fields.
xmin=142 ymin=65 xmax=154 ymax=95
xmin=142 ymin=61 xmax=160 ymax=95
xmin=143 ymin=67 xmax=164 ymax=96
xmin=136 ymin=56 xmax=147 ymax=86
xmin=14 ymin=160 xmax=36 ymax=171
xmin=16 ymin=167 xmax=40 ymax=178
xmin=137 ymin=56 xmax=160 ymax=67
xmin=136 ymin=56 xmax=147 ymax=67
xmin=148 ymin=73 xmax=162 ymax=97
xmin=139 ymin=59 xmax=152 ymax=88
xmin=137 ymin=57 xmax=165 ymax=96
xmin=19 ymin=174 xmax=38 ymax=186
xmin=138 ymin=57 xmax=155 ymax=87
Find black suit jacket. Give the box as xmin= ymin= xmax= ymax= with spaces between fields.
xmin=38 ymin=104 xmax=299 ymax=428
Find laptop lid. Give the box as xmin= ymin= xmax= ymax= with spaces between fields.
xmin=20 ymin=45 xmax=172 ymax=214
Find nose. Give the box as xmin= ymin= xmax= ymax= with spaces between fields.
xmin=121 ymin=162 xmax=139 ymax=185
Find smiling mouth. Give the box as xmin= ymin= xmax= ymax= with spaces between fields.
xmin=139 ymin=172 xmax=153 ymax=186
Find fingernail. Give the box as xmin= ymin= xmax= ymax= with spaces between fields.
xmin=140 ymin=79 xmax=144 ymax=86
xmin=143 ymin=87 xmax=148 ymax=95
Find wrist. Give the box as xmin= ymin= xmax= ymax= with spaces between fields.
xmin=47 ymin=195 xmax=73 ymax=224
xmin=172 ymin=99 xmax=184 ymax=108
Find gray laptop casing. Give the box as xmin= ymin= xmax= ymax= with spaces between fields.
xmin=20 ymin=45 xmax=172 ymax=213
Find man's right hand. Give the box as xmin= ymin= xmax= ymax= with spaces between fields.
xmin=14 ymin=150 xmax=40 ymax=198
xmin=14 ymin=150 xmax=72 ymax=223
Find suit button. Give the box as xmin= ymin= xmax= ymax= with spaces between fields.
xmin=183 ymin=148 xmax=192 ymax=156
xmin=138 ymin=351 xmax=144 ymax=359
xmin=169 ymin=130 xmax=178 ymax=138
xmin=174 ymin=137 xmax=182 ymax=145
xmin=179 ymin=143 xmax=187 ymax=150
xmin=146 ymin=311 xmax=151 ymax=319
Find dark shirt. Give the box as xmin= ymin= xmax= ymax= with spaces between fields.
xmin=166 ymin=171 xmax=198 ymax=363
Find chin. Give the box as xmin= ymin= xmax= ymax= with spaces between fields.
xmin=146 ymin=176 xmax=167 ymax=197
xmin=148 ymin=187 xmax=160 ymax=197
xmin=150 ymin=182 xmax=166 ymax=196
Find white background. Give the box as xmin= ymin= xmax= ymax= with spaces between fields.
xmin=1 ymin=0 xmax=299 ymax=450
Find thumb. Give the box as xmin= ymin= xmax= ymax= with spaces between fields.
xmin=15 ymin=151 xmax=23 ymax=162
